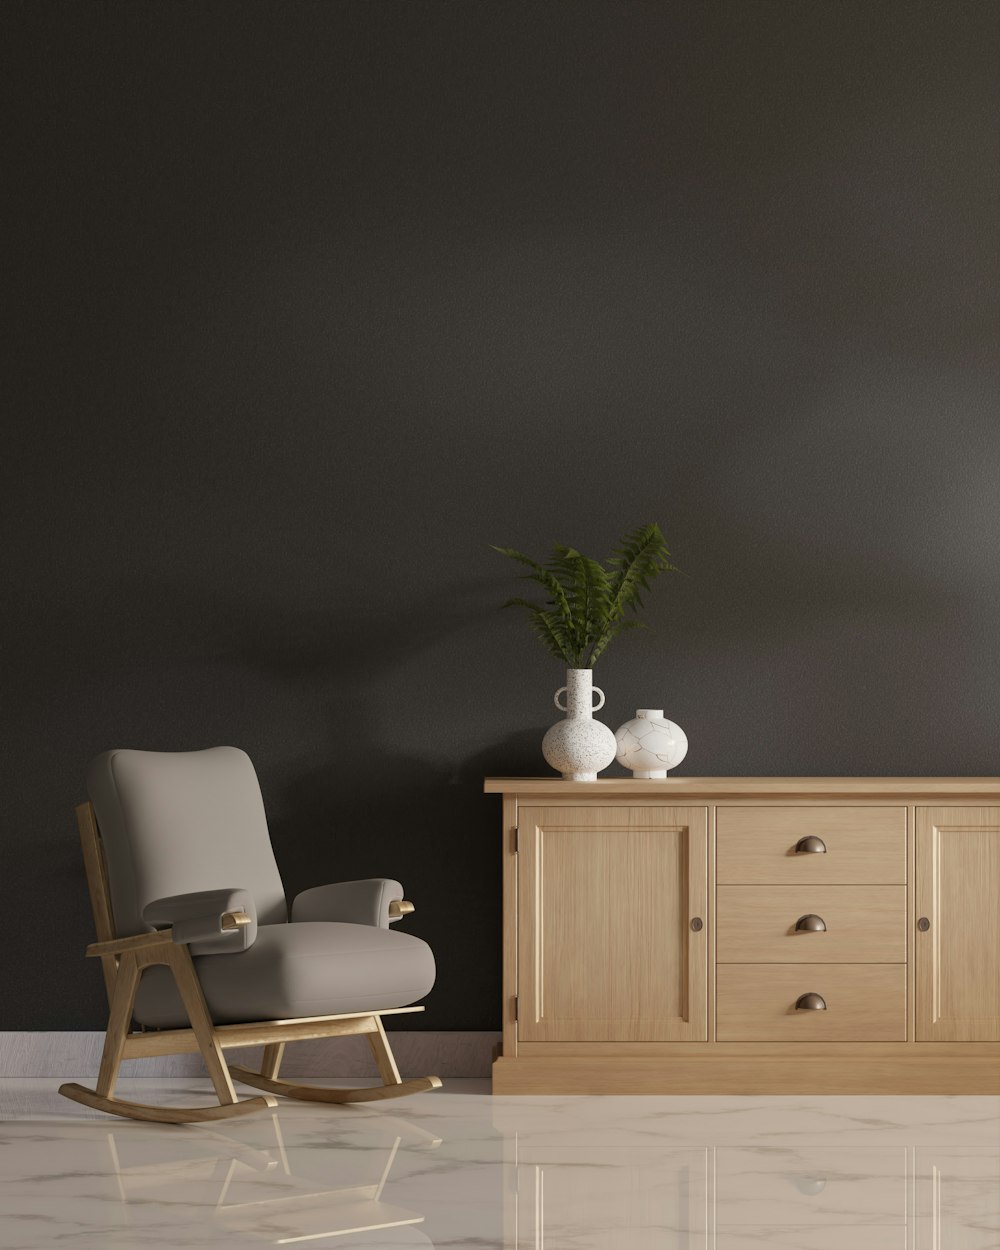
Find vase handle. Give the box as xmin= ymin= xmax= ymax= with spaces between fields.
xmin=555 ymin=685 xmax=606 ymax=712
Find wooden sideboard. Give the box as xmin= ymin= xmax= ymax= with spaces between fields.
xmin=485 ymin=777 xmax=1000 ymax=1094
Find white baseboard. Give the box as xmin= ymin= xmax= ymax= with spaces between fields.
xmin=0 ymin=1031 xmax=500 ymax=1078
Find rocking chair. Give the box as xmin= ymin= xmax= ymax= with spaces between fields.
xmin=59 ymin=747 xmax=440 ymax=1123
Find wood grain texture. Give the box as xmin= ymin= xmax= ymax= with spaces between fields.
xmin=514 ymin=1040 xmax=1000 ymax=1056
xmin=716 ymin=885 xmax=906 ymax=963
xmin=58 ymin=1083 xmax=277 ymax=1122
xmin=76 ymin=802 xmax=118 ymax=1006
xmin=517 ymin=805 xmax=708 ymax=1041
xmin=915 ymin=806 xmax=1000 ymax=1041
xmin=501 ymin=794 xmax=518 ymax=1059
xmin=717 ymin=964 xmax=906 ymax=1041
xmin=260 ymin=1042 xmax=284 ymax=1080
xmin=228 ymin=1069 xmax=443 ymax=1102
xmin=717 ymin=807 xmax=906 ymax=884
xmin=86 ymin=930 xmax=175 ymax=957
xmin=367 ymin=1015 xmax=403 ymax=1085
xmin=120 ymin=1008 xmax=423 ymax=1057
xmin=94 ymin=952 xmax=140 ymax=1099
xmin=485 ymin=778 xmax=1000 ymax=798
xmin=906 ymin=805 xmax=916 ymax=1043
xmin=492 ymin=1055 xmax=1000 ymax=1094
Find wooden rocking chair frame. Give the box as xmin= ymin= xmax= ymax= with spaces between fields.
xmin=59 ymin=802 xmax=441 ymax=1123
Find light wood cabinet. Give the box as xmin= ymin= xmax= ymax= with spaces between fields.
xmin=515 ymin=805 xmax=708 ymax=1042
xmin=915 ymin=806 xmax=1000 ymax=1042
xmin=488 ymin=778 xmax=1000 ymax=1094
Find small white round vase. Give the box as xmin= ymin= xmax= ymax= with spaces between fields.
xmin=615 ymin=708 xmax=688 ymax=778
xmin=542 ymin=668 xmax=618 ymax=781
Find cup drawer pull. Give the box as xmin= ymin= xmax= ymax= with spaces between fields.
xmin=794 ymin=914 xmax=827 ymax=932
xmin=795 ymin=993 xmax=828 ymax=1011
xmin=794 ymin=836 xmax=827 ymax=854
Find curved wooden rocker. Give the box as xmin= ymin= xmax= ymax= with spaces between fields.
xmin=229 ymin=1027 xmax=443 ymax=1104
xmin=58 ymin=1083 xmax=276 ymax=1123
xmin=60 ymin=802 xmax=440 ymax=1125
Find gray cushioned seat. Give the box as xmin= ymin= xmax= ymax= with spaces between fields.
xmin=133 ymin=921 xmax=436 ymax=1028
xmin=85 ymin=746 xmax=437 ymax=1032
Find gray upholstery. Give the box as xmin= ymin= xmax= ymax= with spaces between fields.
xmin=88 ymin=748 xmax=287 ymax=935
xmin=142 ymin=888 xmax=257 ymax=955
xmin=133 ymin=922 xmax=436 ymax=1027
xmin=86 ymin=747 xmax=436 ymax=1029
xmin=292 ymin=879 xmax=404 ymax=928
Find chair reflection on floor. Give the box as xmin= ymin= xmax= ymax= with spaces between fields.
xmin=101 ymin=1109 xmax=440 ymax=1244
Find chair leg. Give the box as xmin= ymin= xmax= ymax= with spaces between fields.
xmin=229 ymin=1014 xmax=442 ymax=1104
xmin=95 ymin=952 xmax=141 ymax=1100
xmin=60 ymin=944 xmax=277 ymax=1124
xmin=162 ymin=944 xmax=239 ymax=1106
xmin=260 ymin=1043 xmax=285 ymax=1081
xmin=367 ymin=1015 xmax=402 ymax=1087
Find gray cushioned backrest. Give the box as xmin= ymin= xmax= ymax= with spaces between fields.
xmin=87 ymin=747 xmax=287 ymax=936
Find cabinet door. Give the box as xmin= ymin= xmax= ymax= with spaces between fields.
xmin=915 ymin=807 xmax=1000 ymax=1041
xmin=516 ymin=805 xmax=708 ymax=1041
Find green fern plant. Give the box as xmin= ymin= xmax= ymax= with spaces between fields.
xmin=492 ymin=523 xmax=677 ymax=668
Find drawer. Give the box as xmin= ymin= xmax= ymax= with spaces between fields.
xmin=717 ymin=885 xmax=906 ymax=962
xmin=715 ymin=1146 xmax=908 ymax=1227
xmin=717 ymin=807 xmax=906 ymax=884
xmin=716 ymin=964 xmax=906 ymax=1040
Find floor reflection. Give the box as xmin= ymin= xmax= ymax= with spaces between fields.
xmin=104 ymin=1113 xmax=439 ymax=1245
xmin=0 ymin=1080 xmax=996 ymax=1249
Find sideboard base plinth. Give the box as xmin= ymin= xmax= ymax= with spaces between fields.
xmin=492 ymin=1053 xmax=1000 ymax=1096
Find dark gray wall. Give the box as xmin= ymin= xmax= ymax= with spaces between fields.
xmin=3 ymin=1 xmax=997 ymax=1030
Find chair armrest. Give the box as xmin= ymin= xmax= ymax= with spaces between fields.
xmin=141 ymin=889 xmax=257 ymax=955
xmin=291 ymin=879 xmax=411 ymax=929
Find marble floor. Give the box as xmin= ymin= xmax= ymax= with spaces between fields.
xmin=0 ymin=1080 xmax=997 ymax=1248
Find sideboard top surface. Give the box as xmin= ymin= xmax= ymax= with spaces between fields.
xmin=484 ymin=776 xmax=1000 ymax=798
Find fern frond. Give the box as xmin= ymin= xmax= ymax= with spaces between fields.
xmin=529 ymin=608 xmax=576 ymax=665
xmin=607 ymin=523 xmax=677 ymax=619
xmin=549 ymin=545 xmax=609 ymax=659
xmin=493 ymin=525 xmax=677 ymax=668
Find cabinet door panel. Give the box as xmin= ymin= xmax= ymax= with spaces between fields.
xmin=517 ymin=806 xmax=708 ymax=1041
xmin=915 ymin=807 xmax=1000 ymax=1041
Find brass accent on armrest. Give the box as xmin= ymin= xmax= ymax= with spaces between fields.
xmin=221 ymin=910 xmax=252 ymax=931
xmin=388 ymin=899 xmax=415 ymax=920
xmin=87 ymin=929 xmax=174 ymax=958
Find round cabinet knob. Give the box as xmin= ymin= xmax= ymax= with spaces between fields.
xmin=795 ymin=993 xmax=827 ymax=1011
xmin=794 ymin=836 xmax=827 ymax=854
xmin=794 ymin=914 xmax=827 ymax=932
xmin=690 ymin=917 xmax=704 ymax=932
xmin=917 ymin=917 xmax=930 ymax=932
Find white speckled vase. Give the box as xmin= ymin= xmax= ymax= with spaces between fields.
xmin=541 ymin=668 xmax=618 ymax=781
xmin=615 ymin=708 xmax=689 ymax=778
